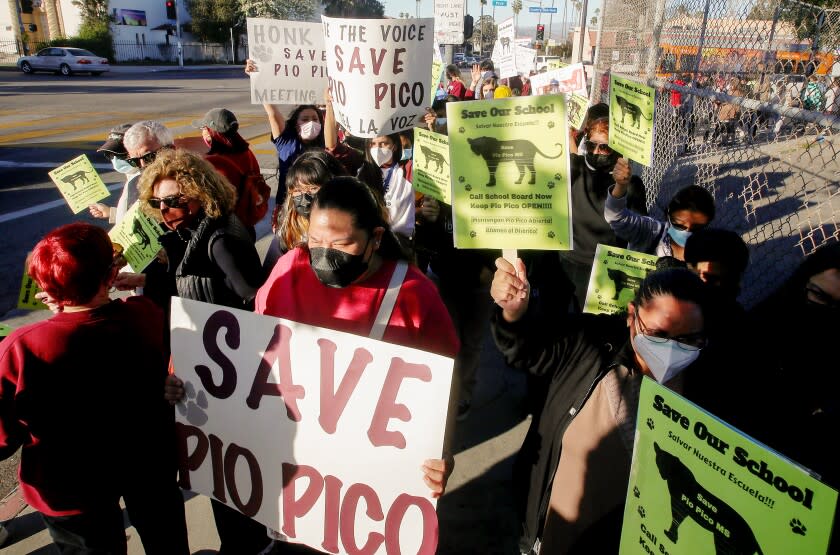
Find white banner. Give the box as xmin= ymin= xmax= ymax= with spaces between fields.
xmin=515 ymin=46 xmax=536 ymax=75
xmin=246 ymin=18 xmax=328 ymax=105
xmin=530 ymin=62 xmax=588 ymax=96
xmin=496 ymin=17 xmax=516 ymax=79
xmin=433 ymin=0 xmax=465 ymax=44
xmin=171 ymin=298 xmax=454 ymax=555
xmin=322 ymin=16 xmax=435 ymax=137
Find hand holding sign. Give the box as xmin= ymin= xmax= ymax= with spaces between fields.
xmin=490 ymin=257 xmax=529 ymax=323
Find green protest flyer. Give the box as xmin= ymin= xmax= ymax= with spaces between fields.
xmin=413 ymin=127 xmax=451 ymax=204
xmin=619 ymin=378 xmax=838 ymax=555
xmin=567 ymin=93 xmax=589 ymax=130
xmin=609 ymin=75 xmax=655 ymax=167
xmin=583 ymin=244 xmax=656 ymax=315
xmin=0 ymin=324 xmax=11 ymax=337
xmin=446 ymin=95 xmax=572 ymax=250
xmin=48 ymin=154 xmax=110 ymax=214
xmin=108 ymin=201 xmax=165 ymax=273
xmin=18 ymin=268 xmax=46 ymax=311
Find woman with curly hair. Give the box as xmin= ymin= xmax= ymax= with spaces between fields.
xmin=114 ymin=149 xmax=265 ymax=312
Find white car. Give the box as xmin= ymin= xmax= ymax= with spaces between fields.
xmin=17 ymin=47 xmax=110 ymax=76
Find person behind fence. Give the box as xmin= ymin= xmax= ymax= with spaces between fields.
xmin=491 ymin=265 xmax=728 ymax=554
xmin=707 ymin=83 xmax=743 ymax=145
xmin=0 ymin=223 xmax=189 ymax=555
xmin=88 ymin=123 xmax=141 ymax=223
xmin=605 ymin=181 xmax=715 ymax=261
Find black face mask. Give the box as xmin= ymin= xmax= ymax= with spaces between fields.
xmin=586 ymin=151 xmax=620 ymax=172
xmin=308 ymin=240 xmax=370 ymax=288
xmin=292 ymin=193 xmax=313 ymax=217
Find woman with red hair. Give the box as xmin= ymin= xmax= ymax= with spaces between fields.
xmin=0 ymin=223 xmax=188 ymax=555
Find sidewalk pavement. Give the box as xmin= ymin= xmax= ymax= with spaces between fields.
xmin=0 ymin=233 xmax=531 ymax=554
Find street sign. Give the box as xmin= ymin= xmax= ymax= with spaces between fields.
xmin=528 ymin=6 xmax=558 ymax=12
xmin=493 ymin=0 xmax=507 ymax=5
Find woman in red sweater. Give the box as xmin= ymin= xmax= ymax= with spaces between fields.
xmin=0 ymin=223 xmax=187 ymax=554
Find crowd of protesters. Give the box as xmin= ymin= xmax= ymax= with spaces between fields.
xmin=0 ymin=55 xmax=838 ymax=555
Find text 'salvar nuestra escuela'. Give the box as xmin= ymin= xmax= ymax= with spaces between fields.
xmin=1 ymin=0 xmax=192 ymax=48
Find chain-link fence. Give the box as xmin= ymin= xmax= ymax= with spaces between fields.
xmin=590 ymin=0 xmax=839 ymax=308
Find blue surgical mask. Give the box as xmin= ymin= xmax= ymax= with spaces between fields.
xmin=400 ymin=148 xmax=413 ymax=162
xmin=111 ymin=157 xmax=136 ymax=175
xmin=667 ymin=225 xmax=691 ymax=247
xmin=435 ymin=117 xmax=447 ymax=128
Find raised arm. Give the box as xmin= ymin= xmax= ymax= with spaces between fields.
xmin=323 ymin=87 xmax=338 ymax=150
xmin=245 ymin=59 xmax=286 ymax=138
xmin=604 ymin=158 xmax=663 ymax=247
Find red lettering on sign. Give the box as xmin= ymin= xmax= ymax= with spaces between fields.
xmin=368 ymin=358 xmax=432 ymax=448
xmin=196 ymin=310 xmax=239 ymax=399
xmin=175 ymin=422 xmax=208 ymax=490
xmin=318 ymin=339 xmax=374 ymax=434
xmin=384 ymin=494 xmax=438 ymax=555
xmin=322 ymin=475 xmax=343 ymax=553
xmin=282 ymin=463 xmax=324 ymax=538
xmin=224 ymin=442 xmax=263 ymax=517
xmin=246 ymin=323 xmax=305 ymax=421
xmin=341 ymin=483 xmax=385 ymax=555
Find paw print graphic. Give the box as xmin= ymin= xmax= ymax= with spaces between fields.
xmin=458 ymin=127 xmax=466 ymax=133
xmin=547 ymin=231 xmax=556 ymax=239
xmin=633 ymin=486 xmax=641 ymax=498
xmin=176 ymin=380 xmax=209 ymax=426
xmin=547 ymin=121 xmax=555 ymax=129
xmin=790 ymin=519 xmax=807 ymax=536
xmin=554 ymin=172 xmax=563 ymax=180
xmin=646 ymin=417 xmax=655 ymax=430
xmin=252 ymin=44 xmax=273 ymax=63
xmin=465 ymin=184 xmax=473 ymax=191
xmin=459 ymin=176 xmax=466 ymax=183
xmin=547 ymin=181 xmax=555 ymax=189
xmin=637 ymin=506 xmax=646 ymax=518
xmin=469 ymin=231 xmax=477 ymax=238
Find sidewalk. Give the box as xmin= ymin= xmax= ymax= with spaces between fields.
xmin=0 ymin=235 xmax=531 ymax=554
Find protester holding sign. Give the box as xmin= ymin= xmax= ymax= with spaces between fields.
xmin=491 ymin=266 xmax=730 ymax=554
xmin=605 ymin=181 xmax=715 ymax=260
xmin=114 ymin=149 xmax=265 ymax=316
xmin=254 ymin=176 xmax=459 ymax=498
xmin=0 ymin=223 xmax=189 ymax=554
xmin=88 ymin=123 xmax=142 ymax=224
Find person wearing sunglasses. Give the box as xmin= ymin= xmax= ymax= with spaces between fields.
xmin=88 ymin=123 xmax=141 ymax=224
xmin=122 ymin=120 xmax=175 ymax=171
xmin=606 ymin=175 xmax=715 ymax=261
xmin=0 ymin=223 xmax=189 ymax=554
xmin=491 ymin=265 xmax=730 ymax=555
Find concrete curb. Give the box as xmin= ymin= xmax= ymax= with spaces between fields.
xmin=0 ymin=487 xmax=26 ymax=521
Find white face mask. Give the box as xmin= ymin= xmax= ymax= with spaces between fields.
xmin=370 ymin=146 xmax=393 ymax=167
xmin=299 ymin=121 xmax=322 ymax=141
xmin=633 ymin=333 xmax=700 ymax=383
xmin=111 ymin=157 xmax=138 ymax=175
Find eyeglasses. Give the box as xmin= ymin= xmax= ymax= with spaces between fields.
xmin=147 ymin=194 xmax=188 ymax=210
xmin=805 ymin=284 xmax=840 ymax=310
xmin=635 ymin=309 xmax=707 ymax=351
xmin=102 ymin=152 xmax=126 ymax=162
xmin=126 ymin=146 xmax=170 ymax=168
xmin=584 ymin=141 xmax=614 ymax=154
xmin=293 ymin=184 xmax=320 ymax=196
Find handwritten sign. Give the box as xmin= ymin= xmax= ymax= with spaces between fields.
xmin=620 ymin=378 xmax=838 ymax=554
xmin=583 ymin=244 xmax=656 ymax=315
xmin=567 ymin=92 xmax=589 ymax=129
xmin=322 ymin=16 xmax=435 ymax=138
xmin=446 ymin=94 xmax=572 ymax=250
xmin=530 ymin=63 xmax=588 ymax=96
xmin=246 ymin=18 xmax=328 ymax=106
xmin=433 ymin=0 xmax=465 ymax=44
xmin=170 ymin=297 xmax=454 ymax=555
xmin=17 ymin=266 xmax=45 ymax=311
xmin=412 ymin=128 xmax=451 ymax=204
xmin=515 ymin=46 xmax=536 ymax=76
xmin=609 ymin=74 xmax=655 ymax=167
xmin=108 ymin=201 xmax=165 ymax=273
xmin=48 ymin=155 xmax=110 ymax=214
xmin=496 ymin=18 xmax=516 ymax=79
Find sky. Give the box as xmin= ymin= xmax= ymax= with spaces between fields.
xmin=381 ymin=0 xmax=599 ymax=42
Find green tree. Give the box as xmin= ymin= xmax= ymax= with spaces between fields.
xmin=186 ymin=0 xmax=243 ymax=43
xmin=71 ymin=0 xmax=109 ymax=26
xmin=240 ymin=0 xmax=316 ymax=19
xmin=322 ymin=0 xmax=385 ymax=17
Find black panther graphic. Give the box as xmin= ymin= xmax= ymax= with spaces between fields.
xmin=654 ymin=442 xmax=764 ymax=555
xmin=607 ymin=268 xmax=645 ymax=300
xmin=420 ymin=145 xmax=448 ymax=173
xmin=467 ymin=137 xmax=563 ymax=187
xmin=615 ymin=95 xmax=652 ymax=128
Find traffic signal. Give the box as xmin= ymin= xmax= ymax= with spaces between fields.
xmin=464 ymin=14 xmax=474 ymax=40
xmin=536 ymin=24 xmax=545 ymax=41
xmin=165 ymin=0 xmax=176 ymax=19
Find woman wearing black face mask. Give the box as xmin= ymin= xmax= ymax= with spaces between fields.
xmin=254 ymin=177 xmax=460 ymax=533
xmin=262 ymin=150 xmax=348 ymax=272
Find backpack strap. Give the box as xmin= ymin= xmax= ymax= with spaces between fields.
xmin=369 ymin=260 xmax=408 ymax=341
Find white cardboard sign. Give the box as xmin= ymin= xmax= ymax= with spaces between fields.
xmin=496 ymin=17 xmax=516 ymax=79
xmin=433 ymin=0 xmax=465 ymax=44
xmin=171 ymin=298 xmax=454 ymax=555
xmin=322 ymin=16 xmax=436 ymax=137
xmin=246 ymin=18 xmax=328 ymax=105
xmin=530 ymin=62 xmax=589 ymax=96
